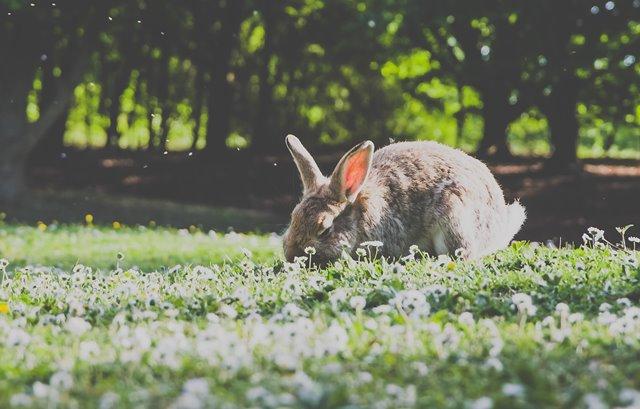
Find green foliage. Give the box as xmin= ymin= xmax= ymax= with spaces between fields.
xmin=4 ymin=0 xmax=640 ymax=164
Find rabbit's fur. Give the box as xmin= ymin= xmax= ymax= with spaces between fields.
xmin=283 ymin=134 xmax=525 ymax=264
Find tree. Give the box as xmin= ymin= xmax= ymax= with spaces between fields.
xmin=0 ymin=0 xmax=108 ymax=201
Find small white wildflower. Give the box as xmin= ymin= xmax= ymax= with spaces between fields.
xmin=218 ymin=304 xmax=238 ymax=319
xmin=568 ymin=313 xmax=584 ymax=324
xmin=588 ymin=227 xmax=605 ymax=242
xmin=79 ymin=340 xmax=101 ymax=361
xmin=502 ymin=383 xmax=525 ymax=397
xmin=470 ymin=396 xmax=493 ymax=409
xmin=512 ymin=293 xmax=536 ymax=316
xmin=281 ymin=303 xmax=307 ymax=318
xmin=619 ymin=388 xmax=640 ymax=405
xmin=372 ymin=304 xmax=392 ymax=314
xmin=617 ymin=297 xmax=632 ymax=307
xmin=583 ymin=393 xmax=606 ymax=409
xmin=49 ymin=371 xmax=73 ymax=391
xmin=183 ymin=378 xmax=209 ymax=397
xmin=304 ymin=246 xmax=316 ymax=256
xmin=458 ymin=311 xmax=475 ymax=326
xmin=65 ymin=317 xmax=91 ymax=336
xmin=329 ymin=288 xmax=348 ymax=307
xmin=10 ymin=393 xmax=32 ymax=407
xmin=99 ymin=392 xmax=119 ymax=409
xmin=349 ymin=296 xmax=366 ymax=311
xmin=629 ymin=236 xmax=640 ymax=243
xmin=555 ymin=303 xmax=570 ymax=315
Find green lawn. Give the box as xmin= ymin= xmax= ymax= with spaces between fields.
xmin=0 ymin=224 xmax=281 ymax=270
xmin=0 ymin=225 xmax=639 ymax=408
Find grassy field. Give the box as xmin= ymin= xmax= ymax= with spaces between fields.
xmin=0 ymin=224 xmax=639 ymax=408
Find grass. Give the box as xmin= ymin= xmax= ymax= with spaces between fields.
xmin=0 ymin=224 xmax=639 ymax=408
xmin=0 ymin=224 xmax=281 ymax=270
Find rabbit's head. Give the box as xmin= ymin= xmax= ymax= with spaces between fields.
xmin=283 ymin=134 xmax=374 ymax=265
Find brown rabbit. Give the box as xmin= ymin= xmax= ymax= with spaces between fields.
xmin=283 ymin=134 xmax=525 ymax=264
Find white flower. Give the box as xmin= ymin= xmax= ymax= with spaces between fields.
xmin=281 ymin=303 xmax=307 ymax=319
xmin=79 ymin=340 xmax=101 ymax=361
xmin=99 ymin=392 xmax=119 ymax=409
xmin=372 ymin=304 xmax=392 ymax=314
xmin=588 ymin=227 xmax=605 ymax=242
xmin=619 ymin=388 xmax=640 ymax=405
xmin=583 ymin=393 xmax=606 ymax=409
xmin=329 ymin=288 xmax=348 ymax=307
xmin=9 ymin=393 xmax=32 ymax=407
xmin=502 ymin=383 xmax=525 ymax=397
xmin=617 ymin=297 xmax=632 ymax=307
xmin=218 ymin=304 xmax=238 ymax=319
xmin=349 ymin=296 xmax=366 ymax=311
xmin=457 ymin=311 xmax=474 ymax=326
xmin=470 ymin=396 xmax=493 ymax=409
xmin=304 ymin=246 xmax=316 ymax=256
xmin=49 ymin=371 xmax=73 ymax=391
xmin=6 ymin=328 xmax=31 ymax=347
xmin=66 ymin=317 xmax=91 ymax=336
xmin=391 ymin=290 xmax=430 ymax=317
xmin=568 ymin=313 xmax=584 ymax=323
xmin=183 ymin=378 xmax=209 ymax=397
xmin=512 ymin=293 xmax=537 ymax=316
xmin=555 ymin=303 xmax=570 ymax=315
xmin=629 ymin=236 xmax=640 ymax=243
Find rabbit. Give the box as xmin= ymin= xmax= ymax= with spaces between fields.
xmin=283 ymin=134 xmax=526 ymax=265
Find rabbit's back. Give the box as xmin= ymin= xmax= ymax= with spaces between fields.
xmin=360 ymin=141 xmax=517 ymax=258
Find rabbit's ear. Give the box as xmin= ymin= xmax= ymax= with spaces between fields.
xmin=330 ymin=141 xmax=374 ymax=203
xmin=285 ymin=134 xmax=324 ymax=192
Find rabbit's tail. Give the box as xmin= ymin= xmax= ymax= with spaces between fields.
xmin=483 ymin=200 xmax=526 ymax=255
xmin=499 ymin=200 xmax=526 ymax=247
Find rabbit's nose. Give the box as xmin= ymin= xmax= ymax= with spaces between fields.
xmin=284 ymin=246 xmax=300 ymax=262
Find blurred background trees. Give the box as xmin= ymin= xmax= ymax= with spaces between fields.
xmin=1 ymin=0 xmax=639 ymax=202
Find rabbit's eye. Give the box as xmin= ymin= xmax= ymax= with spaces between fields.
xmin=318 ymin=227 xmax=332 ymax=239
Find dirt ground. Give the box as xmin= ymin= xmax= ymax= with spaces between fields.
xmin=17 ymin=149 xmax=640 ymax=243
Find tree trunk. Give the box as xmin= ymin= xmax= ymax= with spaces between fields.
xmin=203 ymin=76 xmax=231 ymax=154
xmin=190 ymin=67 xmax=205 ymax=151
xmin=546 ymin=108 xmax=579 ymax=171
xmin=29 ymin=105 xmax=70 ymax=160
xmin=0 ymin=105 xmax=31 ymax=202
xmin=476 ymin=93 xmax=514 ymax=161
xmin=202 ymin=1 xmax=244 ymax=156
xmin=157 ymin=52 xmax=171 ymax=151
xmin=542 ymin=80 xmax=580 ymax=171
xmin=30 ymin=62 xmax=69 ymax=159
xmin=251 ymin=0 xmax=279 ymax=154
xmin=0 ymin=51 xmax=91 ymax=201
xmin=604 ymin=125 xmax=616 ymax=152
xmin=0 ymin=154 xmax=28 ymax=203
xmin=107 ymin=68 xmax=131 ymax=148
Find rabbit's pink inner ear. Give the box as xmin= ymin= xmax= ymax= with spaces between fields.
xmin=343 ymin=150 xmax=370 ymax=199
